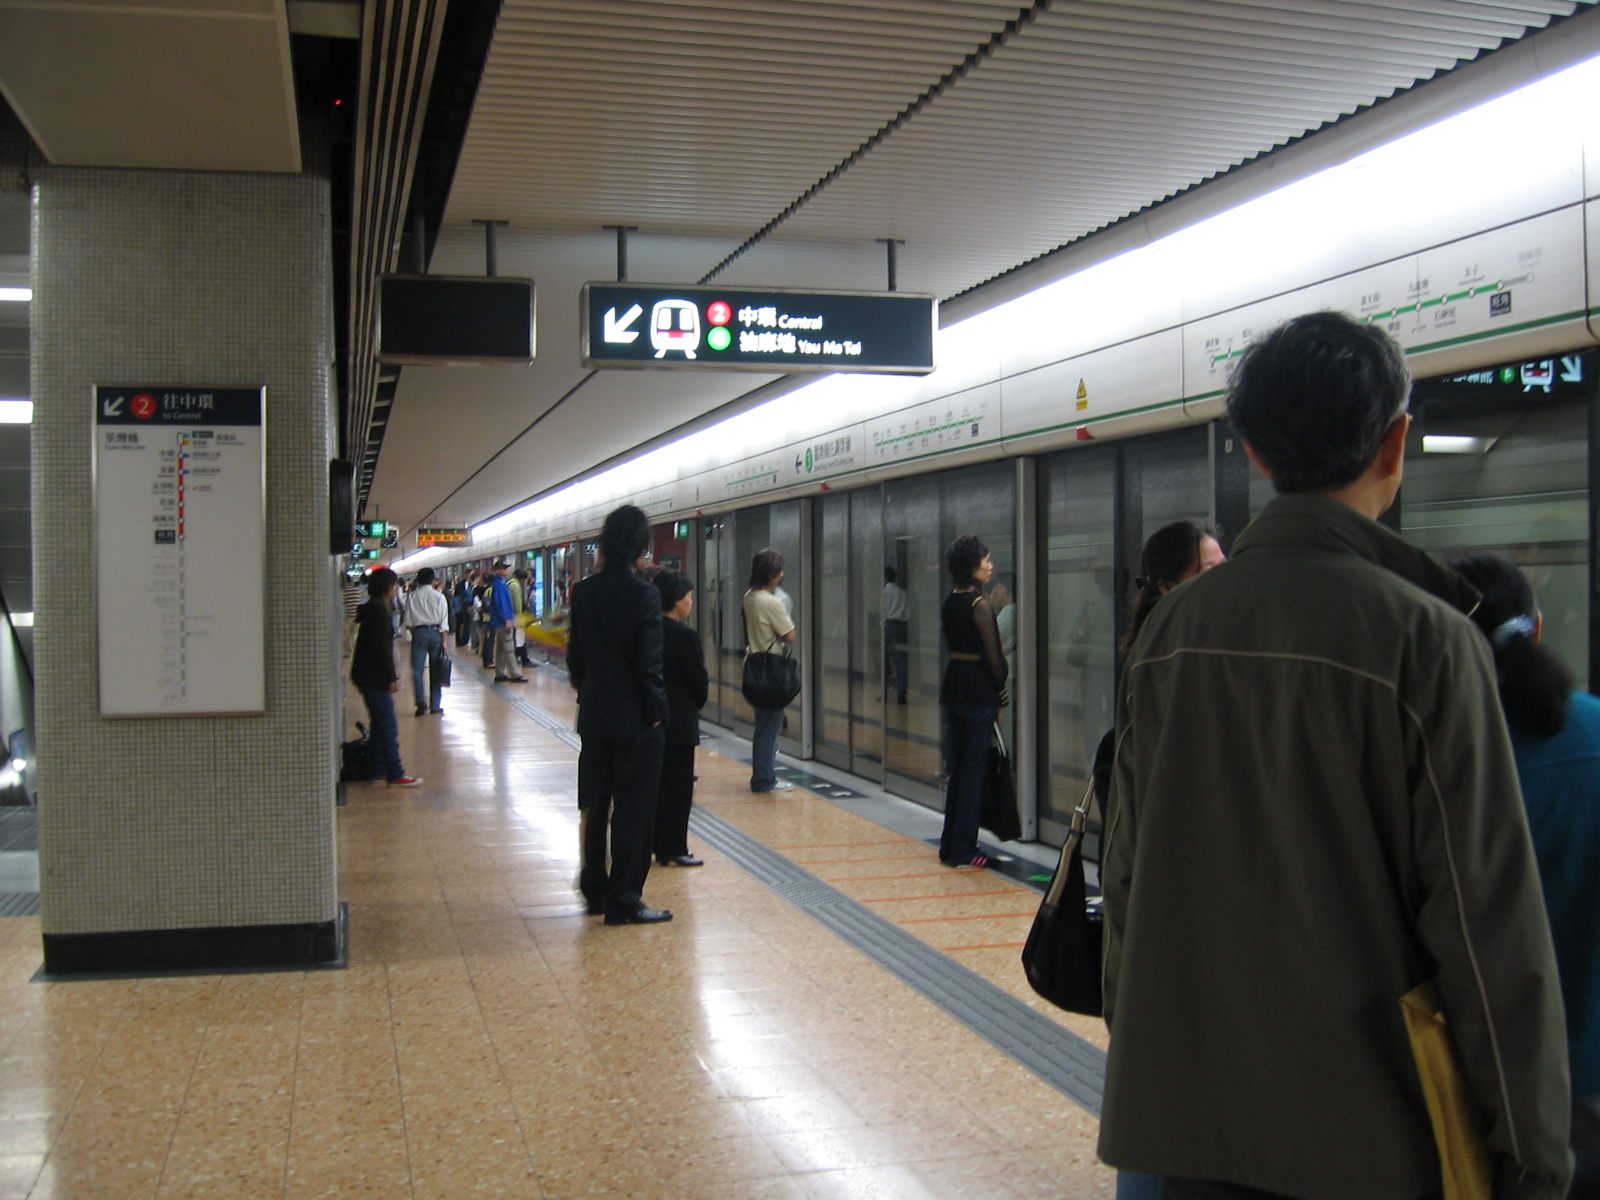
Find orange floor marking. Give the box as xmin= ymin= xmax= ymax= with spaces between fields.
xmin=820 ymin=869 xmax=978 ymax=882
xmin=860 ymin=888 xmax=1024 ymax=903
xmin=769 ymin=839 xmax=913 ymax=850
xmin=943 ymin=941 xmax=1029 ymax=951
xmin=898 ymin=911 xmax=1039 ymax=925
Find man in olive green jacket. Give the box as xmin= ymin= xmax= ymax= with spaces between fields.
xmin=1100 ymin=312 xmax=1571 ymax=1200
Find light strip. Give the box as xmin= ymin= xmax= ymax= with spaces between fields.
xmin=0 ymin=402 xmax=33 ymax=424
xmin=0 ymin=288 xmax=30 ymax=303
xmin=1422 ymin=435 xmax=1495 ymax=454
xmin=10 ymin=612 xmax=32 ymax=628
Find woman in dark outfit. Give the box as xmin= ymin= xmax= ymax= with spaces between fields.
xmin=653 ymin=570 xmax=709 ymax=867
xmin=939 ymin=535 xmax=1008 ymax=869
xmin=350 ymin=567 xmax=422 ymax=789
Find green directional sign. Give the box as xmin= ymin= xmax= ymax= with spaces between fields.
xmin=357 ymin=520 xmax=388 ymax=538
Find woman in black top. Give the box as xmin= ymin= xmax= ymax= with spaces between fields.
xmin=350 ymin=567 xmax=421 ymax=788
xmin=653 ymin=571 xmax=709 ymax=867
xmin=939 ymin=535 xmax=1008 ymax=868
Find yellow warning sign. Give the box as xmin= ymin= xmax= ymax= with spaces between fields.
xmin=1075 ymin=378 xmax=1089 ymax=411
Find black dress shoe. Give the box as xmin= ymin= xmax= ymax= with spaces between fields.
xmin=604 ymin=905 xmax=673 ymax=926
xmin=415 ymin=704 xmax=427 ymax=716
xmin=656 ymin=855 xmax=703 ymax=868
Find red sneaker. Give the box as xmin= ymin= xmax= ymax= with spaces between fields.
xmin=387 ymin=776 xmax=423 ymax=788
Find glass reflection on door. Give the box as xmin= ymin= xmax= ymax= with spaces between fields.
xmin=1404 ymin=355 xmax=1594 ymax=686
xmin=813 ymin=488 xmax=886 ymax=780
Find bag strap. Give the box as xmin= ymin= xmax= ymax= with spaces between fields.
xmin=1043 ymin=779 xmax=1096 ymax=907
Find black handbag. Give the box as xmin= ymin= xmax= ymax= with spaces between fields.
xmin=980 ymin=722 xmax=1022 ymax=843
xmin=435 ymin=648 xmax=452 ymax=688
xmin=740 ymin=607 xmax=801 ymax=710
xmin=1021 ymin=780 xmax=1104 ymax=1016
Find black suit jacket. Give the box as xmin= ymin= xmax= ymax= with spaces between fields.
xmin=568 ymin=567 xmax=669 ymax=740
xmin=661 ymin=617 xmax=708 ymax=746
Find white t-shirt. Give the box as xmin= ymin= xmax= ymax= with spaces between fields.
xmin=743 ymin=587 xmax=795 ymax=653
xmin=882 ymin=581 xmax=909 ymax=622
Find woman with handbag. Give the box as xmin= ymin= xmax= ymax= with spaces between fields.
xmin=742 ymin=548 xmax=796 ymax=794
xmin=938 ymin=536 xmax=1008 ymax=869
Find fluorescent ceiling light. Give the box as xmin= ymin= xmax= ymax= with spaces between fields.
xmin=1422 ymin=435 xmax=1495 ymax=454
xmin=9 ymin=612 xmax=32 ymax=627
xmin=0 ymin=288 xmax=30 ymax=303
xmin=0 ymin=402 xmax=32 ymax=424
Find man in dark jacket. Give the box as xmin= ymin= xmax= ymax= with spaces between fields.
xmin=1100 ymin=312 xmax=1571 ymax=1200
xmin=568 ymin=505 xmax=672 ymax=925
xmin=349 ymin=567 xmax=421 ymax=788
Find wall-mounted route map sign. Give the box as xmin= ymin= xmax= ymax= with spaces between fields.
xmin=94 ymin=386 xmax=266 ymax=717
xmin=581 ymin=284 xmax=936 ymax=375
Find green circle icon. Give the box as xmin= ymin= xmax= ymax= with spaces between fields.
xmin=707 ymin=326 xmax=732 ymax=352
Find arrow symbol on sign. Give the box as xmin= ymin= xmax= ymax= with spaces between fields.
xmin=1560 ymin=356 xmax=1583 ymax=383
xmin=102 ymin=396 xmax=125 ymax=417
xmin=603 ymin=304 xmax=643 ymax=343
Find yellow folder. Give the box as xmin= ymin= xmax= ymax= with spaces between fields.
xmin=1400 ymin=982 xmax=1493 ymax=1200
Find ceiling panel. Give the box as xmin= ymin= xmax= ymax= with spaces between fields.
xmin=374 ymin=0 xmax=1593 ymax=541
xmin=0 ymin=0 xmax=299 ymax=172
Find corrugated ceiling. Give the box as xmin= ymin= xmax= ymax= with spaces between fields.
xmin=369 ymin=0 xmax=1595 ymax=538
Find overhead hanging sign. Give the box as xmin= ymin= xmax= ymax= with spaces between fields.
xmin=580 ymin=283 xmax=937 ymax=375
xmin=94 ymin=385 xmax=266 ymax=717
xmin=417 ymin=526 xmax=469 ymax=547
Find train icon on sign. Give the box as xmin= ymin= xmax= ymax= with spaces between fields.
xmin=651 ymin=299 xmax=701 ymax=359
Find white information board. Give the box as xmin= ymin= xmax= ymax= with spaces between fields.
xmin=94 ymin=386 xmax=266 ymax=716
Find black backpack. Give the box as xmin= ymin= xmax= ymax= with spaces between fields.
xmin=340 ymin=722 xmax=383 ymax=782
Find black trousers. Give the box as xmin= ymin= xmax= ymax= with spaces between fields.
xmin=578 ymin=729 xmax=664 ymax=915
xmin=655 ymin=742 xmax=695 ymax=859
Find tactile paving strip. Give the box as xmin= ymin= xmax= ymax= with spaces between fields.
xmin=479 ymin=678 xmax=1107 ymax=1114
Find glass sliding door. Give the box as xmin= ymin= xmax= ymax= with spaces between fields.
xmin=813 ymin=487 xmax=887 ymax=780
xmin=884 ymin=461 xmax=1014 ymax=807
xmin=1040 ymin=447 xmax=1117 ymax=842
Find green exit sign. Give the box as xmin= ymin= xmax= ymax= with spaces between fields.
xmin=675 ymin=521 xmax=691 ymax=538
xmin=357 ymin=520 xmax=389 ymax=538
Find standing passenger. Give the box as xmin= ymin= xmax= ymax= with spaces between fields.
xmin=1099 ymin=312 xmax=1571 ymax=1199
xmin=489 ymin=561 xmax=527 ymax=683
xmin=938 ymin=536 xmax=1008 ymax=869
xmin=653 ymin=570 xmax=708 ymax=868
xmin=350 ymin=567 xmax=421 ymax=788
xmin=1453 ymin=552 xmax=1600 ymax=1199
xmin=402 ymin=566 xmax=449 ymax=716
xmin=569 ymin=505 xmax=673 ymax=925
xmin=743 ymin=548 xmax=796 ymax=794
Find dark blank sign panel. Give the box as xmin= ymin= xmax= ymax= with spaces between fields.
xmin=378 ymin=275 xmax=536 ymax=365
xmin=582 ymin=284 xmax=936 ymax=375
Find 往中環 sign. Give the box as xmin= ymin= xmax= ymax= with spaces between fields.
xmin=581 ymin=284 xmax=936 ymax=375
xmin=94 ymin=385 xmax=265 ymax=717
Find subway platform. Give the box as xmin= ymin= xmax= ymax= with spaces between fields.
xmin=0 ymin=662 xmax=1111 ymax=1199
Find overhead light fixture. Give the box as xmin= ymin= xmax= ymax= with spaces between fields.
xmin=1422 ymin=435 xmax=1495 ymax=454
xmin=0 ymin=402 xmax=32 ymax=424
xmin=0 ymin=288 xmax=30 ymax=303
xmin=10 ymin=612 xmax=32 ymax=627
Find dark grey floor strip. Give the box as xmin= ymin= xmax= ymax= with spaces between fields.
xmin=476 ymin=679 xmax=1107 ymax=1115
xmin=0 ymin=892 xmax=40 ymax=918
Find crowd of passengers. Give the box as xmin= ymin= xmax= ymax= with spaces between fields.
xmin=347 ymin=310 xmax=1597 ymax=1200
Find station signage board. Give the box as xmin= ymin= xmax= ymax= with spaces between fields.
xmin=94 ymin=385 xmax=266 ymax=716
xmin=581 ymin=284 xmax=936 ymax=375
xmin=417 ymin=526 xmax=469 ymax=547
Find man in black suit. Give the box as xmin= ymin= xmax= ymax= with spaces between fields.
xmin=568 ymin=505 xmax=673 ymax=925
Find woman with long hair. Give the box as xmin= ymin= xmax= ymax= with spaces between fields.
xmin=938 ymin=535 xmax=1009 ymax=869
xmin=1453 ymin=552 xmax=1600 ymax=1194
xmin=743 ymin=547 xmax=796 ymax=793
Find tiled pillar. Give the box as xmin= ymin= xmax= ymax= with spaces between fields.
xmin=31 ymin=167 xmax=341 ymax=974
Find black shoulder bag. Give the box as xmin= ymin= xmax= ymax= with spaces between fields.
xmin=740 ymin=602 xmax=800 ymax=711
xmin=1020 ymin=780 xmax=1104 ymax=1016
